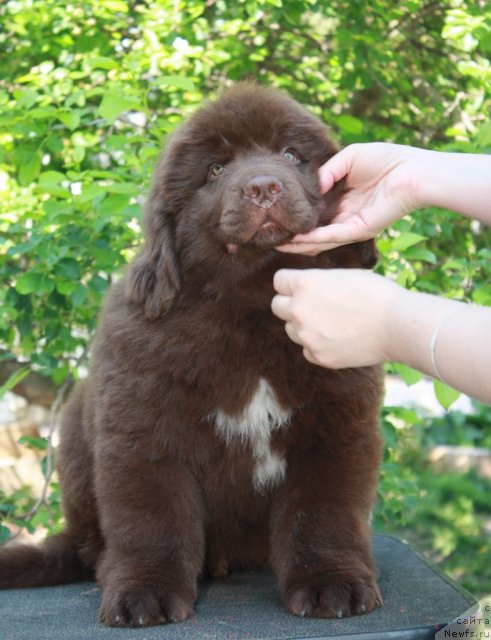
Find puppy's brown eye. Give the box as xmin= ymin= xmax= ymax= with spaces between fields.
xmin=282 ymin=148 xmax=301 ymax=164
xmin=208 ymin=162 xmax=225 ymax=180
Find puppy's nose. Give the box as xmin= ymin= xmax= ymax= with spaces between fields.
xmin=243 ymin=175 xmax=283 ymax=208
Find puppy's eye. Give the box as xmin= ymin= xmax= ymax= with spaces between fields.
xmin=208 ymin=162 xmax=226 ymax=181
xmin=282 ymin=148 xmax=301 ymax=164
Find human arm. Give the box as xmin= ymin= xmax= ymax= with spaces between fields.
xmin=271 ymin=268 xmax=491 ymax=404
xmin=277 ymin=143 xmax=491 ymax=255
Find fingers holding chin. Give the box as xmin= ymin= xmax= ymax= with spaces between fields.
xmin=303 ymin=348 xmax=324 ymax=366
xmin=303 ymin=347 xmax=337 ymax=369
xmin=271 ymin=294 xmax=290 ymax=321
xmin=275 ymin=242 xmax=336 ymax=256
xmin=303 ymin=348 xmax=315 ymax=363
xmin=284 ymin=321 xmax=303 ymax=345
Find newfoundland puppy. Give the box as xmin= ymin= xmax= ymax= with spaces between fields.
xmin=0 ymin=83 xmax=383 ymax=626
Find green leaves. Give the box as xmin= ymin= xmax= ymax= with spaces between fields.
xmin=434 ymin=380 xmax=461 ymax=411
xmin=0 ymin=525 xmax=11 ymax=544
xmin=57 ymin=110 xmax=81 ymax=130
xmin=18 ymin=153 xmax=41 ymax=186
xmin=17 ymin=435 xmax=49 ymax=451
xmin=15 ymin=273 xmax=54 ymax=295
xmin=391 ymin=363 xmax=423 ymax=387
xmin=476 ymin=121 xmax=491 ymax=148
xmin=154 ymin=76 xmax=196 ymax=92
xmin=13 ymin=89 xmax=39 ymax=110
xmin=98 ymin=94 xmax=143 ymax=123
xmin=335 ymin=114 xmax=364 ymax=136
xmin=86 ymin=56 xmax=119 ymax=70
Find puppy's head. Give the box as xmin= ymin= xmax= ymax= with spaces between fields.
xmin=162 ymin=84 xmax=343 ymax=252
xmin=126 ymin=83 xmax=377 ymax=319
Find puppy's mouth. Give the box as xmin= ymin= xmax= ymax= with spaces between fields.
xmin=224 ymin=203 xmax=316 ymax=254
xmin=226 ymin=219 xmax=291 ymax=253
xmin=251 ymin=211 xmax=292 ymax=241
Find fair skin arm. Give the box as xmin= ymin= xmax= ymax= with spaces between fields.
xmin=272 ymin=269 xmax=491 ymax=404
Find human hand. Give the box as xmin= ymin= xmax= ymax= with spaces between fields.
xmin=277 ymin=143 xmax=423 ymax=256
xmin=271 ymin=268 xmax=400 ymax=369
xmin=272 ymin=266 xmax=491 ymax=403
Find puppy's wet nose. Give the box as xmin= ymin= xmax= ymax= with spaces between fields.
xmin=243 ymin=175 xmax=283 ymax=208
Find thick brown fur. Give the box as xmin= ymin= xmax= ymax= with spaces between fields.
xmin=0 ymin=83 xmax=383 ymax=626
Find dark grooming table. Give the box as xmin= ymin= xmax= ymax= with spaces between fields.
xmin=0 ymin=535 xmax=475 ymax=640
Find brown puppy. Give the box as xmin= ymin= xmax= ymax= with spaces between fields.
xmin=0 ymin=83 xmax=383 ymax=626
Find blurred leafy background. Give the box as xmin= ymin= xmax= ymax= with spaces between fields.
xmin=0 ymin=0 xmax=490 ymax=598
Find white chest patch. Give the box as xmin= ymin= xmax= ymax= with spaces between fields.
xmin=213 ymin=378 xmax=291 ymax=491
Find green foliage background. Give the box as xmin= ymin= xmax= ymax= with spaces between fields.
xmin=0 ymin=0 xmax=490 ymax=594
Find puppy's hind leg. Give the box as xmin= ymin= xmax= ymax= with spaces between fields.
xmin=57 ymin=383 xmax=104 ymax=573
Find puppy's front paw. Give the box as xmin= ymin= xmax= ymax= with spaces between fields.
xmin=284 ymin=571 xmax=382 ymax=619
xmin=99 ymin=585 xmax=194 ymax=627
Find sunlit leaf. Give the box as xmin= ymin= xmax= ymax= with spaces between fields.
xmin=154 ymin=76 xmax=196 ymax=92
xmin=86 ymin=56 xmax=119 ymax=70
xmin=392 ymin=363 xmax=423 ymax=386
xmin=57 ymin=110 xmax=81 ymax=130
xmin=18 ymin=153 xmax=41 ymax=186
xmin=389 ymin=233 xmax=427 ymax=252
xmin=13 ymin=89 xmax=38 ymax=110
xmin=335 ymin=114 xmax=364 ymax=134
xmin=15 ymin=273 xmax=54 ymax=295
xmin=98 ymin=95 xmax=142 ymax=123
xmin=434 ymin=380 xmax=461 ymax=410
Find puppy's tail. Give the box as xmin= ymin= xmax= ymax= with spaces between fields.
xmin=0 ymin=533 xmax=93 ymax=589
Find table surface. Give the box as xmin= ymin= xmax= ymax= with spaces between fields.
xmin=0 ymin=534 xmax=475 ymax=640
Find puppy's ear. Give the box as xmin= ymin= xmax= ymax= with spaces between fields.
xmin=125 ymin=197 xmax=181 ymax=320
